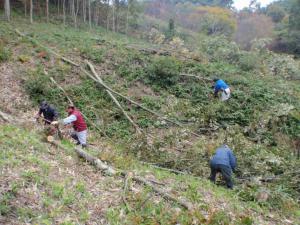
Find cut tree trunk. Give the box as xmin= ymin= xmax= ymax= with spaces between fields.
xmin=0 ymin=110 xmax=11 ymax=123
xmin=5 ymin=0 xmax=10 ymax=21
xmin=48 ymin=138 xmax=193 ymax=210
xmin=86 ymin=61 xmax=141 ymax=134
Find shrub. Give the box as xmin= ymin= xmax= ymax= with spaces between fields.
xmin=146 ymin=57 xmax=181 ymax=87
xmin=0 ymin=43 xmax=11 ymax=62
xmin=238 ymin=52 xmax=261 ymax=71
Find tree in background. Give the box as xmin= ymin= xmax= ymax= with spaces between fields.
xmin=4 ymin=0 xmax=10 ymax=21
xmin=287 ymin=0 xmax=300 ymax=55
xmin=235 ymin=12 xmax=274 ymax=50
xmin=266 ymin=3 xmax=286 ymax=23
xmin=193 ymin=6 xmax=236 ymax=37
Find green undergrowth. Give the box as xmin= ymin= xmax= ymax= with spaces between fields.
xmin=0 ymin=125 xmax=95 ymax=223
xmin=1 ymin=18 xmax=300 ymax=224
xmin=2 ymin=124 xmax=296 ymax=224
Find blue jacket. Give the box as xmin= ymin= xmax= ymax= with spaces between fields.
xmin=214 ymin=79 xmax=229 ymax=93
xmin=210 ymin=145 xmax=237 ymax=170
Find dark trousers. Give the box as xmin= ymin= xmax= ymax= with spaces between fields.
xmin=210 ymin=164 xmax=233 ymax=189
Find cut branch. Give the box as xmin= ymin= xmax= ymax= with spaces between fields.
xmin=0 ymin=110 xmax=11 ymax=123
xmin=130 ymin=176 xmax=192 ymax=210
xmin=180 ymin=74 xmax=212 ymax=82
xmin=86 ymin=61 xmax=141 ymax=134
xmin=50 ymin=77 xmax=73 ymax=105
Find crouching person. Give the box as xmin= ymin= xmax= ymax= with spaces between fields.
xmin=209 ymin=144 xmax=236 ymax=189
xmin=52 ymin=105 xmax=87 ymax=148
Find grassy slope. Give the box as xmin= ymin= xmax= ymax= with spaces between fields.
xmin=1 ymin=18 xmax=300 ymax=224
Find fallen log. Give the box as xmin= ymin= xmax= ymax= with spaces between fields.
xmin=180 ymin=74 xmax=212 ymax=82
xmin=86 ymin=61 xmax=141 ymax=134
xmin=0 ymin=110 xmax=11 ymax=123
xmin=141 ymin=161 xmax=187 ymax=175
xmin=50 ymin=77 xmax=74 ymax=105
xmin=48 ymin=138 xmax=116 ymax=175
xmin=48 ymin=138 xmax=193 ymax=210
xmin=130 ymin=175 xmax=192 ymax=210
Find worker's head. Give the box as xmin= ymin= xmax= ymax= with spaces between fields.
xmin=213 ymin=78 xmax=219 ymax=82
xmin=66 ymin=104 xmax=75 ymax=114
xmin=40 ymin=100 xmax=48 ymax=110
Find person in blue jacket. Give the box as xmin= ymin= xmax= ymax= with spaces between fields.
xmin=212 ymin=78 xmax=231 ymax=101
xmin=209 ymin=144 xmax=237 ymax=189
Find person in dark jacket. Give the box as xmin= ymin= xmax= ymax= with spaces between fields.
xmin=35 ymin=100 xmax=59 ymax=124
xmin=209 ymin=144 xmax=237 ymax=189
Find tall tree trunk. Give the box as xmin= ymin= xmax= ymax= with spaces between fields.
xmin=63 ymin=0 xmax=66 ymax=25
xmin=46 ymin=0 xmax=49 ymax=23
xmin=71 ymin=0 xmax=75 ymax=27
xmin=25 ymin=0 xmax=27 ymax=17
xmin=4 ymin=0 xmax=10 ymax=21
xmin=88 ymin=0 xmax=91 ymax=29
xmin=57 ymin=0 xmax=60 ymax=16
xmin=106 ymin=0 xmax=109 ymax=30
xmin=112 ymin=0 xmax=115 ymax=32
xmin=30 ymin=0 xmax=33 ymax=23
xmin=126 ymin=1 xmax=130 ymax=35
xmin=75 ymin=0 xmax=80 ymax=27
xmin=83 ymin=0 xmax=86 ymax=23
xmin=115 ymin=0 xmax=119 ymax=32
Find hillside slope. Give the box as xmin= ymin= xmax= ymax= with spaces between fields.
xmin=0 ymin=18 xmax=300 ymax=224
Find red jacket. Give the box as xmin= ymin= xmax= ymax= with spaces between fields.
xmin=71 ymin=110 xmax=87 ymax=132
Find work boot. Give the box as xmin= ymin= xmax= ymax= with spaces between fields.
xmin=81 ymin=144 xmax=87 ymax=148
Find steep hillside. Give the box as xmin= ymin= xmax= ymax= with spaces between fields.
xmin=0 ymin=18 xmax=300 ymax=224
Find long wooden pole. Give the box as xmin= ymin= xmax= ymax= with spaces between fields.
xmin=86 ymin=61 xmax=141 ymax=134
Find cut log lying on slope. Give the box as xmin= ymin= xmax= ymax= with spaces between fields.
xmin=48 ymin=138 xmax=117 ymax=175
xmin=180 ymin=74 xmax=212 ymax=82
xmin=16 ymin=29 xmax=200 ymax=138
xmin=48 ymin=138 xmax=193 ymax=210
xmin=86 ymin=61 xmax=141 ymax=134
xmin=0 ymin=110 xmax=11 ymax=122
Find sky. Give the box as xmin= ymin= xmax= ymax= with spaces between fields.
xmin=233 ymin=0 xmax=276 ymax=10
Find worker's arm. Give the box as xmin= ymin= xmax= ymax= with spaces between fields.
xmin=35 ymin=108 xmax=42 ymax=119
xmin=228 ymin=150 xmax=237 ymax=171
xmin=214 ymin=83 xmax=221 ymax=97
xmin=62 ymin=115 xmax=77 ymax=125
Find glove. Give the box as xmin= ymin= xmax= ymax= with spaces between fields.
xmin=51 ymin=121 xmax=59 ymax=126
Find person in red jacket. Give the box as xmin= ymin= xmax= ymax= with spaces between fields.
xmin=52 ymin=105 xmax=88 ymax=148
